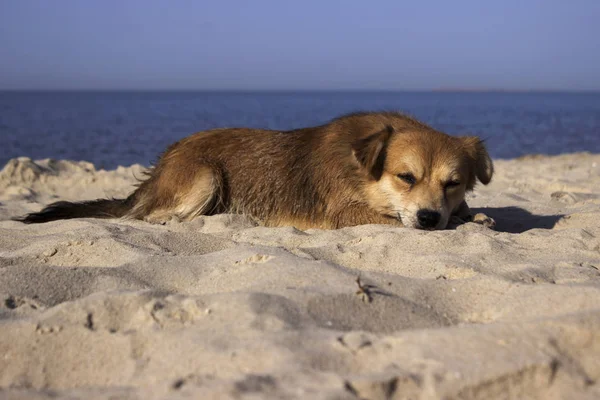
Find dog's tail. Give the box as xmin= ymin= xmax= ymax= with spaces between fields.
xmin=14 ymin=196 xmax=135 ymax=224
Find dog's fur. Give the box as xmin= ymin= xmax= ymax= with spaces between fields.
xmin=16 ymin=112 xmax=493 ymax=230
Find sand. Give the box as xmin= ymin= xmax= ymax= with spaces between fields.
xmin=1 ymin=154 xmax=600 ymax=399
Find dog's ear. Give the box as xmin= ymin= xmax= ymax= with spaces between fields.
xmin=461 ymin=136 xmax=493 ymax=186
xmin=352 ymin=125 xmax=393 ymax=179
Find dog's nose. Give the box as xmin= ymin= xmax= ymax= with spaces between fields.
xmin=417 ymin=210 xmax=441 ymax=229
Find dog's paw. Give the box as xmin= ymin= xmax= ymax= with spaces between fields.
xmin=472 ymin=213 xmax=496 ymax=230
xmin=144 ymin=214 xmax=182 ymax=225
xmin=451 ymin=213 xmax=496 ymax=231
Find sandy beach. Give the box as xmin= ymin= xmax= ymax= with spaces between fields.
xmin=1 ymin=153 xmax=600 ymax=399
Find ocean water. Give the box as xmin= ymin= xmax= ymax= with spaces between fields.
xmin=1 ymin=91 xmax=599 ymax=169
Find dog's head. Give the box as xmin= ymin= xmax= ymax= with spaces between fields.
xmin=354 ymin=123 xmax=493 ymax=230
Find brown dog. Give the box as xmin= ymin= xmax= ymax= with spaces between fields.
xmin=16 ymin=112 xmax=493 ymax=230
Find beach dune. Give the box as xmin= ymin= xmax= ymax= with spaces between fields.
xmin=1 ymin=154 xmax=600 ymax=399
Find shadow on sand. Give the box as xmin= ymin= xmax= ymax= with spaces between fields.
xmin=471 ymin=206 xmax=564 ymax=234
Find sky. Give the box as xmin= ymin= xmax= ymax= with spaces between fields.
xmin=0 ymin=0 xmax=599 ymax=91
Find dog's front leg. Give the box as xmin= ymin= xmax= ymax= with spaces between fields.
xmin=450 ymin=200 xmax=473 ymax=225
xmin=449 ymin=200 xmax=496 ymax=230
xmin=331 ymin=204 xmax=404 ymax=229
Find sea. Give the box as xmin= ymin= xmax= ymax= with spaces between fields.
xmin=1 ymin=91 xmax=599 ymax=170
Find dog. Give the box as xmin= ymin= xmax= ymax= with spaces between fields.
xmin=16 ymin=111 xmax=493 ymax=230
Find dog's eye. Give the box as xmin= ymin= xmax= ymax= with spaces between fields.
xmin=397 ymin=173 xmax=416 ymax=185
xmin=444 ymin=180 xmax=461 ymax=189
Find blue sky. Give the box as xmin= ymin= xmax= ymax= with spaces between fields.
xmin=1 ymin=0 xmax=599 ymax=91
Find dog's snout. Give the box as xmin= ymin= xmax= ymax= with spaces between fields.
xmin=417 ymin=209 xmax=441 ymax=229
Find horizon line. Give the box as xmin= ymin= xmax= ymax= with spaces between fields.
xmin=1 ymin=88 xmax=600 ymax=94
